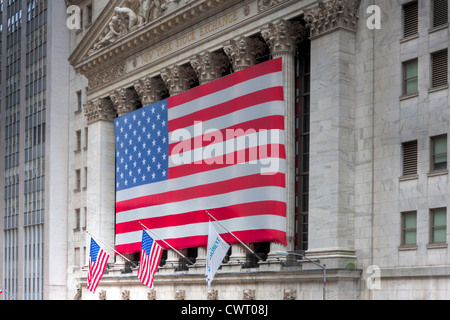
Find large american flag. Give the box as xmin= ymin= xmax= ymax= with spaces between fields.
xmin=137 ymin=230 xmax=163 ymax=289
xmin=87 ymin=238 xmax=110 ymax=293
xmin=115 ymin=58 xmax=287 ymax=254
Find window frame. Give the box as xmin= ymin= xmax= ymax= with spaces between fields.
xmin=430 ymin=134 xmax=448 ymax=172
xmin=430 ymin=208 xmax=447 ymax=244
xmin=401 ymin=211 xmax=417 ymax=247
xmin=403 ymin=58 xmax=419 ymax=96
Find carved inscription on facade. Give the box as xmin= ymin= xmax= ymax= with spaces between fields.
xmin=129 ymin=11 xmax=242 ymax=72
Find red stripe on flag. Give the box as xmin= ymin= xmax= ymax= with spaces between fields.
xmin=169 ymin=144 xmax=286 ymax=180
xmin=169 ymin=115 xmax=285 ymax=155
xmin=168 ymin=58 xmax=283 ymax=108
xmin=116 ymin=173 xmax=285 ymax=213
xmin=116 ymin=200 xmax=287 ymax=234
xmin=168 ymin=87 xmax=284 ymax=131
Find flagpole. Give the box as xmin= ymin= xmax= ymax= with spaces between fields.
xmin=86 ymin=230 xmax=138 ymax=268
xmin=206 ymin=211 xmax=263 ymax=261
xmin=138 ymin=221 xmax=194 ymax=265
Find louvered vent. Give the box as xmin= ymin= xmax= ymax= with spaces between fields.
xmin=433 ymin=0 xmax=448 ymax=28
xmin=432 ymin=50 xmax=448 ymax=88
xmin=404 ymin=2 xmax=418 ymax=38
xmin=403 ymin=141 xmax=418 ymax=176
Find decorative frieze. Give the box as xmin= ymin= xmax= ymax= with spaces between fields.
xmin=87 ymin=61 xmax=127 ymax=92
xmin=304 ymin=0 xmax=361 ymax=39
xmin=84 ymin=98 xmax=117 ymax=125
xmin=190 ymin=51 xmax=230 ymax=85
xmin=109 ymin=88 xmax=140 ymax=117
xmin=223 ymin=36 xmax=267 ymax=72
xmin=147 ymin=290 xmax=157 ymax=300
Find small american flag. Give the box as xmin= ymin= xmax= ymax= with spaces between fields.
xmin=137 ymin=230 xmax=163 ymax=289
xmin=87 ymin=238 xmax=110 ymax=294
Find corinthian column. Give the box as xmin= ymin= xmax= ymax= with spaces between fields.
xmin=160 ymin=65 xmax=197 ymax=96
xmin=303 ymin=0 xmax=360 ymax=270
xmin=109 ymin=88 xmax=140 ymax=117
xmin=223 ymin=36 xmax=266 ymax=72
xmin=84 ymin=98 xmax=117 ymax=264
xmin=159 ymin=65 xmax=198 ymax=270
xmin=190 ymin=51 xmax=230 ymax=85
xmin=133 ymin=77 xmax=168 ymax=107
xmin=261 ymin=19 xmax=306 ymax=262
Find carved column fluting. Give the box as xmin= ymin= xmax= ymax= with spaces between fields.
xmin=261 ymin=19 xmax=306 ymax=260
xmin=223 ymin=36 xmax=266 ymax=72
xmin=190 ymin=51 xmax=230 ymax=85
xmin=134 ymin=77 xmax=168 ymax=107
xmin=84 ymin=98 xmax=117 ymax=265
xmin=109 ymin=88 xmax=140 ymax=117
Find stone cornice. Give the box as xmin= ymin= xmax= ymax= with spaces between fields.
xmin=303 ymin=0 xmax=361 ymax=39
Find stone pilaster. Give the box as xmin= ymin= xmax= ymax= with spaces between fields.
xmin=133 ymin=77 xmax=168 ymax=107
xmin=223 ymin=36 xmax=266 ymax=72
xmin=303 ymin=0 xmax=361 ymax=269
xmin=109 ymin=88 xmax=140 ymax=117
xmin=190 ymin=51 xmax=230 ymax=85
xmin=84 ymin=98 xmax=117 ymax=264
xmin=261 ymin=19 xmax=305 ymax=261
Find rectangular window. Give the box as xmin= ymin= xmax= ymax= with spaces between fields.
xmin=75 ymin=169 xmax=81 ymax=190
xmin=76 ymin=90 xmax=82 ymax=111
xmin=431 ymin=208 xmax=447 ymax=243
xmin=433 ymin=0 xmax=448 ymax=28
xmin=403 ymin=1 xmax=418 ymax=38
xmin=431 ymin=50 xmax=448 ymax=88
xmin=402 ymin=211 xmax=417 ymax=245
xmin=402 ymin=140 xmax=418 ymax=176
xmin=403 ymin=59 xmax=419 ymax=95
xmin=431 ymin=135 xmax=447 ymax=171
xmin=86 ymin=4 xmax=93 ymax=26
xmin=76 ymin=130 xmax=81 ymax=151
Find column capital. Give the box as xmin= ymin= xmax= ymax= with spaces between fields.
xmin=134 ymin=77 xmax=168 ymax=107
xmin=84 ymin=98 xmax=117 ymax=125
xmin=160 ymin=65 xmax=197 ymax=96
xmin=190 ymin=51 xmax=230 ymax=85
xmin=304 ymin=0 xmax=361 ymax=39
xmin=223 ymin=36 xmax=266 ymax=72
xmin=261 ymin=19 xmax=306 ymax=57
xmin=110 ymin=88 xmax=140 ymax=117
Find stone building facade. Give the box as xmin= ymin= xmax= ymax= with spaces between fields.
xmin=64 ymin=0 xmax=450 ymax=300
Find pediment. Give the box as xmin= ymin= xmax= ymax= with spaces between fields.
xmin=69 ymin=0 xmax=236 ymax=77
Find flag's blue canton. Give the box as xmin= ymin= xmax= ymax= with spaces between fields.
xmin=142 ymin=231 xmax=154 ymax=257
xmin=90 ymin=239 xmax=100 ymax=263
xmin=114 ymin=100 xmax=169 ymax=192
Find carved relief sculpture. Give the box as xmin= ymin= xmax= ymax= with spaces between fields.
xmin=89 ymin=1 xmax=170 ymax=56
